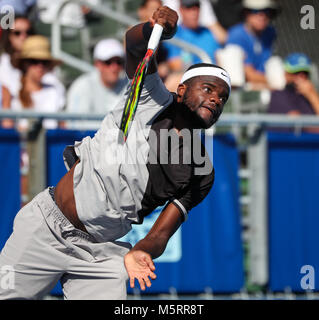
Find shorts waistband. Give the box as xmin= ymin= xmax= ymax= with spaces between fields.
xmin=37 ymin=187 xmax=97 ymax=242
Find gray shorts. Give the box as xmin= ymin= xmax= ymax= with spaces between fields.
xmin=0 ymin=188 xmax=132 ymax=300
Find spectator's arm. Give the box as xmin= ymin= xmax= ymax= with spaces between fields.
xmin=207 ymin=22 xmax=228 ymax=45
xmin=1 ymin=86 xmax=14 ymax=128
xmin=245 ymin=64 xmax=268 ymax=86
xmin=295 ymin=78 xmax=319 ymax=115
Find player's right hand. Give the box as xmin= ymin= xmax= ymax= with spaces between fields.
xmin=149 ymin=6 xmax=178 ymax=40
xmin=124 ymin=249 xmax=157 ymax=291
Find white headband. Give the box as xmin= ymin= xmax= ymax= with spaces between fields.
xmin=180 ymin=66 xmax=231 ymax=92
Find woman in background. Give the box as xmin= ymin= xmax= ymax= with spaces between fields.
xmin=0 ymin=15 xmax=34 ymax=98
xmin=11 ymin=35 xmax=64 ymax=206
xmin=12 ymin=35 xmax=64 ymax=130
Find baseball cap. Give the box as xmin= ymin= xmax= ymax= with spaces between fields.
xmin=180 ymin=0 xmax=200 ymax=8
xmin=243 ymin=0 xmax=278 ymax=10
xmin=93 ymin=39 xmax=124 ymax=61
xmin=283 ymin=53 xmax=312 ymax=74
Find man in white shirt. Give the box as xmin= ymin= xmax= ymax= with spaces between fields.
xmin=66 ymin=38 xmax=128 ymax=130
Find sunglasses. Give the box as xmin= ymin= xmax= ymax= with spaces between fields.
xmin=26 ymin=59 xmax=52 ymax=67
xmin=11 ymin=30 xmax=32 ymax=37
xmin=183 ymin=3 xmax=200 ymax=9
xmin=101 ymin=57 xmax=124 ymax=66
xmin=248 ymin=8 xmax=273 ymax=16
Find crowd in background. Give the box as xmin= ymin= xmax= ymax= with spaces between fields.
xmin=0 ymin=0 xmax=319 ymax=131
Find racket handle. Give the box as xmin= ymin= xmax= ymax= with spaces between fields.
xmin=147 ymin=23 xmax=164 ymax=50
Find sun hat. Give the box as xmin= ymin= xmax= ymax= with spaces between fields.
xmin=93 ymin=38 xmax=124 ymax=62
xmin=243 ymin=0 xmax=278 ymax=10
xmin=283 ymin=53 xmax=312 ymax=74
xmin=17 ymin=35 xmax=61 ymax=66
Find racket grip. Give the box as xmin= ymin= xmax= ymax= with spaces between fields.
xmin=147 ymin=24 xmax=164 ymax=50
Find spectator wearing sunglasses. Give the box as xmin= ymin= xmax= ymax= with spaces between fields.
xmin=0 ymin=15 xmax=34 ymax=96
xmin=10 ymin=35 xmax=64 ymax=131
xmin=8 ymin=35 xmax=64 ymax=206
xmin=225 ymin=0 xmax=279 ymax=89
xmin=0 ymin=15 xmax=65 ymax=102
xmin=66 ymin=38 xmax=128 ymax=130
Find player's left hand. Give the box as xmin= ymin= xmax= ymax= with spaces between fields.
xmin=124 ymin=250 xmax=157 ymax=291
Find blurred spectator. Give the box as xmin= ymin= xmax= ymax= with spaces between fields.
xmin=268 ymin=53 xmax=319 ymax=118
xmin=35 ymin=0 xmax=102 ymax=29
xmin=138 ymin=0 xmax=169 ymax=81
xmin=225 ymin=0 xmax=279 ymax=89
xmin=162 ymin=0 xmax=227 ymax=44
xmin=0 ymin=15 xmax=65 ymax=101
xmin=0 ymin=0 xmax=36 ymax=16
xmin=66 ymin=38 xmax=127 ymax=130
xmin=10 ymin=35 xmax=65 ymax=131
xmin=0 ymin=15 xmax=34 ymax=96
xmin=213 ymin=0 xmax=244 ymax=30
xmin=163 ymin=0 xmax=221 ymax=90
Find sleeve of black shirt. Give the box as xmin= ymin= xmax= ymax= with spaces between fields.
xmin=171 ymin=166 xmax=215 ymax=222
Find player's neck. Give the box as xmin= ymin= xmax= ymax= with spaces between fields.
xmin=173 ymin=102 xmax=194 ymax=134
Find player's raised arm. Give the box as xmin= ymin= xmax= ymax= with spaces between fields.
xmin=125 ymin=6 xmax=178 ymax=79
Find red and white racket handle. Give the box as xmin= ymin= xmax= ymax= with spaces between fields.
xmin=147 ymin=23 xmax=164 ymax=51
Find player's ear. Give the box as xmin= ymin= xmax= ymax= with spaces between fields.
xmin=176 ymin=83 xmax=186 ymax=102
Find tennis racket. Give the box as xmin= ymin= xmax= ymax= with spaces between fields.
xmin=119 ymin=23 xmax=163 ymax=142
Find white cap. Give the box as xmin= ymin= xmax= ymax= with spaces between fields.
xmin=243 ymin=0 xmax=278 ymax=10
xmin=93 ymin=38 xmax=124 ymax=61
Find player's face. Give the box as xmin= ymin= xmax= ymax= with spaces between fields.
xmin=177 ymin=76 xmax=229 ymax=129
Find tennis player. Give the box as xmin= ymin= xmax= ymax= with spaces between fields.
xmin=0 ymin=6 xmax=231 ymax=300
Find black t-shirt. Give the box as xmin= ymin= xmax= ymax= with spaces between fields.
xmin=137 ymin=98 xmax=215 ymax=223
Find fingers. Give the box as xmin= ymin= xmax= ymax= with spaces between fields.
xmin=144 ymin=255 xmax=155 ymax=271
xmin=152 ymin=6 xmax=178 ymax=30
xmin=130 ymin=276 xmax=135 ymax=289
xmin=129 ymin=271 xmax=157 ymax=291
xmin=138 ymin=275 xmax=153 ymax=291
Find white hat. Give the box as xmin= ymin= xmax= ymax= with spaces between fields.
xmin=93 ymin=39 xmax=124 ymax=61
xmin=243 ymin=0 xmax=278 ymax=10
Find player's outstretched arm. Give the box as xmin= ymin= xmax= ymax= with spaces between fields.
xmin=124 ymin=203 xmax=183 ymax=290
xmin=125 ymin=6 xmax=178 ymax=79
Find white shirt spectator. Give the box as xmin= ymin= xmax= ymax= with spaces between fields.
xmin=0 ymin=52 xmax=66 ymax=102
xmin=12 ymin=84 xmax=64 ymax=130
xmin=66 ymin=69 xmax=127 ymax=130
xmin=36 ymin=0 xmax=102 ymax=28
